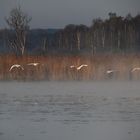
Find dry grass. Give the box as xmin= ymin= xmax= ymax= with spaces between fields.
xmin=0 ymin=54 xmax=140 ymax=81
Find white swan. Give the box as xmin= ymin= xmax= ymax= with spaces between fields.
xmin=77 ymin=64 xmax=88 ymax=70
xmin=9 ymin=64 xmax=24 ymax=71
xmin=131 ymin=67 xmax=140 ymax=72
xmin=70 ymin=64 xmax=88 ymax=70
xmin=70 ymin=65 xmax=75 ymax=68
xmin=106 ymin=70 xmax=114 ymax=74
xmin=27 ymin=63 xmax=39 ymax=66
xmin=106 ymin=69 xmax=118 ymax=74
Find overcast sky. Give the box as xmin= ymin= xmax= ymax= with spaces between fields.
xmin=0 ymin=0 xmax=140 ymax=29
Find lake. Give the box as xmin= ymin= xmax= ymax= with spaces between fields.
xmin=0 ymin=81 xmax=140 ymax=140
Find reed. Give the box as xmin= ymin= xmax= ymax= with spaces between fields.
xmin=0 ymin=54 xmax=140 ymax=81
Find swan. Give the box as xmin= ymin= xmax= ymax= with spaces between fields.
xmin=131 ymin=67 xmax=140 ymax=72
xmin=27 ymin=63 xmax=39 ymax=66
xmin=9 ymin=64 xmax=24 ymax=71
xmin=70 ymin=64 xmax=88 ymax=70
xmin=106 ymin=69 xmax=118 ymax=74
xmin=77 ymin=64 xmax=88 ymax=70
xmin=70 ymin=65 xmax=76 ymax=68
xmin=106 ymin=70 xmax=114 ymax=74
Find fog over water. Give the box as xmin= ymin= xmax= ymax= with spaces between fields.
xmin=0 ymin=81 xmax=140 ymax=140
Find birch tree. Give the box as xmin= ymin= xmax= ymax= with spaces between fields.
xmin=6 ymin=6 xmax=31 ymax=55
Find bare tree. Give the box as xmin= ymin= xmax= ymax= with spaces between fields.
xmin=6 ymin=6 xmax=31 ymax=55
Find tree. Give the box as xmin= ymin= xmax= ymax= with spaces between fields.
xmin=6 ymin=6 xmax=31 ymax=55
xmin=90 ymin=18 xmax=103 ymax=54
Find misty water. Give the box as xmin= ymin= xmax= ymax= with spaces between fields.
xmin=0 ymin=81 xmax=140 ymax=140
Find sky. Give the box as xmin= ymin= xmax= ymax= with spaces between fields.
xmin=0 ymin=0 xmax=140 ymax=29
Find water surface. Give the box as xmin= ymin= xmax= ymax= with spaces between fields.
xmin=0 ymin=81 xmax=140 ymax=140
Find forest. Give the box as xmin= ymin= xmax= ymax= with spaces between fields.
xmin=0 ymin=12 xmax=140 ymax=55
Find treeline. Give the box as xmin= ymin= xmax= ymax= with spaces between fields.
xmin=0 ymin=12 xmax=140 ymax=55
xmin=53 ymin=13 xmax=140 ymax=54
